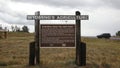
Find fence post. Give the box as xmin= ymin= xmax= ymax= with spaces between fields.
xmin=4 ymin=31 xmax=7 ymax=39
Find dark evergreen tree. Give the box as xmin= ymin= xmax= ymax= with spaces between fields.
xmin=116 ymin=31 xmax=120 ymax=36
xmin=22 ymin=25 xmax=29 ymax=33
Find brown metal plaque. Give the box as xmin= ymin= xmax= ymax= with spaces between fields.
xmin=40 ymin=24 xmax=75 ymax=47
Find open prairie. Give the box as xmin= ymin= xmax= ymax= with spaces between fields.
xmin=0 ymin=32 xmax=120 ymax=68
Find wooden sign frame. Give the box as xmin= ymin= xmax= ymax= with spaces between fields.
xmin=27 ymin=11 xmax=89 ymax=66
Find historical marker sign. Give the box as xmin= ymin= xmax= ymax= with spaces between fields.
xmin=27 ymin=11 xmax=89 ymax=66
xmin=41 ymin=24 xmax=75 ymax=47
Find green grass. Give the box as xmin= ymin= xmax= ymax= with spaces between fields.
xmin=0 ymin=32 xmax=120 ymax=68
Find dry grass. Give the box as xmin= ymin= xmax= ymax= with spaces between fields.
xmin=0 ymin=32 xmax=120 ymax=68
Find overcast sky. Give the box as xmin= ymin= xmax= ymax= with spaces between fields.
xmin=0 ymin=0 xmax=120 ymax=36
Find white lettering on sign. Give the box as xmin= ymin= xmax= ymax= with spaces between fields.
xmin=27 ymin=15 xmax=89 ymax=20
xmin=41 ymin=24 xmax=75 ymax=47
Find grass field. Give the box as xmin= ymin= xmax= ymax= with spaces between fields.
xmin=0 ymin=32 xmax=120 ymax=68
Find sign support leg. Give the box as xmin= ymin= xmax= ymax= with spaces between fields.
xmin=35 ymin=11 xmax=40 ymax=65
xmin=29 ymin=42 xmax=35 ymax=65
xmin=75 ymin=11 xmax=81 ymax=66
xmin=75 ymin=11 xmax=86 ymax=66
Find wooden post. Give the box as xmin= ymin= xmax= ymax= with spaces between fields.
xmin=75 ymin=11 xmax=86 ymax=66
xmin=35 ymin=11 xmax=40 ymax=64
xmin=29 ymin=42 xmax=35 ymax=65
xmin=4 ymin=31 xmax=7 ymax=39
xmin=75 ymin=11 xmax=81 ymax=66
xmin=81 ymin=42 xmax=86 ymax=66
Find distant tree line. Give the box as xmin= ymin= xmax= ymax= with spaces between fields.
xmin=11 ymin=25 xmax=29 ymax=33
xmin=0 ymin=25 xmax=29 ymax=33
